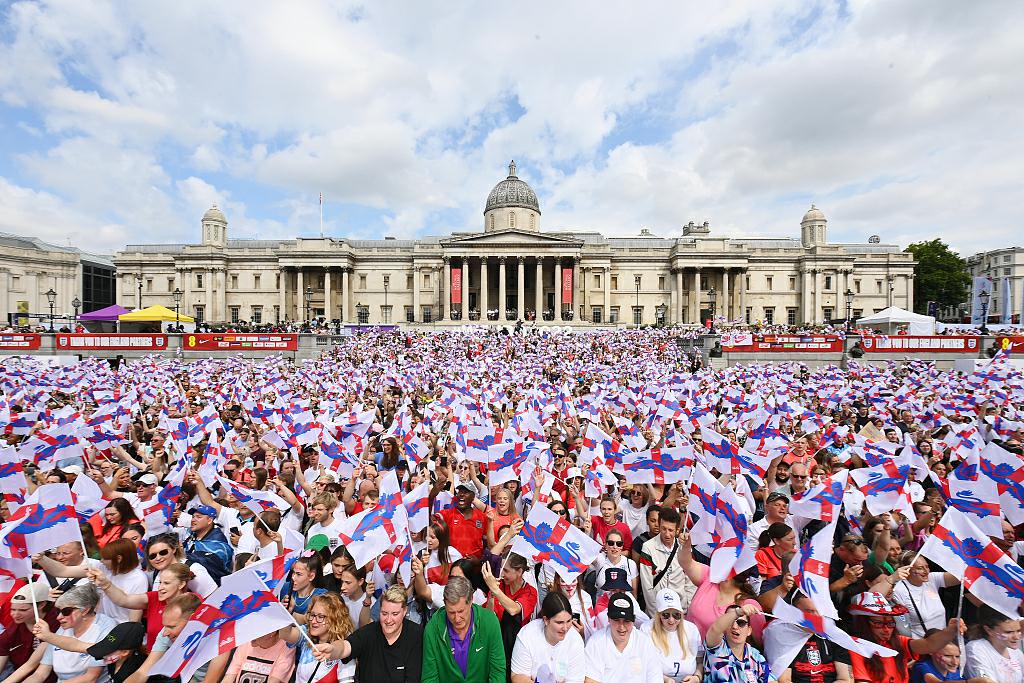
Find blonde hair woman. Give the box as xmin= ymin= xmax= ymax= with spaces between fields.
xmin=641 ymin=588 xmax=702 ymax=683
xmin=282 ymin=593 xmax=357 ymax=683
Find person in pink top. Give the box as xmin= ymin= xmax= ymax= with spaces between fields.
xmin=590 ymin=497 xmax=634 ymax=548
xmin=675 ymin=534 xmax=766 ymax=645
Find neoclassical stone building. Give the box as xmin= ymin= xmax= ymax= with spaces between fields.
xmin=114 ymin=162 xmax=915 ymax=327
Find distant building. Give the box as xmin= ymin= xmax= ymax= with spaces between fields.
xmin=114 ymin=161 xmax=915 ymax=327
xmin=0 ymin=232 xmax=114 ymax=326
xmin=965 ymin=247 xmax=1024 ymax=323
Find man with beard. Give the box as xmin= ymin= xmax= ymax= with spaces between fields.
xmin=438 ymin=481 xmax=488 ymax=560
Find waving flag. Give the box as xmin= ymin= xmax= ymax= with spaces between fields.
xmin=338 ymin=471 xmax=409 ymax=567
xmin=148 ymin=571 xmax=293 ymax=683
xmin=850 ymin=435 xmax=899 ymax=467
xmin=237 ymin=551 xmax=299 ymax=596
xmin=70 ymin=472 xmax=106 ymax=522
xmin=700 ymin=426 xmax=739 ymax=461
xmin=143 ymin=451 xmax=189 ymax=536
xmin=687 ymin=463 xmax=720 ymax=545
xmin=0 ymin=484 xmax=81 ymax=560
xmin=933 ymin=453 xmax=1001 ymax=536
xmin=709 ymin=483 xmax=756 ymax=582
xmin=921 ymin=508 xmax=1024 ymax=619
xmin=403 ymin=481 xmax=430 ymax=533
xmin=215 ymin=476 xmax=289 ymax=515
xmin=19 ymin=432 xmax=84 ymax=470
xmin=621 ymin=446 xmax=693 ymax=485
xmin=979 ymin=441 xmax=1024 ymax=526
xmin=790 ymin=471 xmax=848 ymax=529
xmin=464 ymin=424 xmax=506 ymax=462
xmin=584 ymin=463 xmax=617 ymax=498
xmin=0 ymin=446 xmax=28 ymax=500
xmin=765 ymin=598 xmax=896 ymax=675
xmin=849 ymin=458 xmax=914 ymax=518
xmin=584 ymin=422 xmax=631 ymax=470
xmin=788 ymin=519 xmax=840 ymax=619
xmin=511 ymin=503 xmax=602 ymax=582
xmin=317 ymin=432 xmax=358 ymax=477
xmin=486 ymin=441 xmax=538 ymax=486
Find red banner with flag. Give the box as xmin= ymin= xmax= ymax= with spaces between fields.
xmin=451 ymin=267 xmax=462 ymax=305
xmin=561 ymin=268 xmax=573 ymax=305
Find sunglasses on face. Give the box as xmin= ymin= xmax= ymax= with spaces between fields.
xmin=149 ymin=548 xmax=172 ymax=561
xmin=790 ymin=474 xmax=808 ymax=480
xmin=844 ymin=538 xmax=865 ymax=546
xmin=661 ymin=611 xmax=683 ymax=620
xmin=605 ymin=540 xmax=623 ymax=547
xmin=58 ymin=607 xmax=78 ymax=617
xmin=552 ymin=509 xmax=568 ymax=517
xmin=734 ymin=619 xmax=750 ymax=628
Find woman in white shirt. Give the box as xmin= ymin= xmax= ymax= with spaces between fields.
xmin=592 ymin=529 xmax=638 ymax=596
xmin=33 ymin=539 xmax=148 ymax=622
xmin=510 ymin=591 xmax=586 ymax=683
xmin=640 ymin=588 xmax=702 ymax=683
xmin=890 ymin=553 xmax=959 ymax=638
xmin=966 ymin=605 xmax=1024 ymax=683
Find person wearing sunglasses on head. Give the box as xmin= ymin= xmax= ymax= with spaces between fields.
xmin=829 ymin=532 xmax=870 ymax=617
xmin=847 ymin=591 xmax=964 ymax=683
xmin=640 ymin=588 xmax=702 ymax=683
xmin=703 ymin=603 xmax=774 ymax=683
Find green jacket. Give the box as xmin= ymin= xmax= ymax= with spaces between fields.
xmin=421 ymin=603 xmax=506 ymax=683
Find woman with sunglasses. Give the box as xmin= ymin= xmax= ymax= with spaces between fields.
xmin=281 ymin=593 xmax=357 ymax=683
xmin=620 ymin=484 xmax=652 ymax=538
xmin=23 ymin=584 xmax=117 ymax=683
xmin=87 ymin=561 xmax=195 ymax=650
xmin=593 ymin=529 xmax=638 ymax=597
xmin=703 ymin=603 xmax=771 ymax=683
xmin=847 ymin=591 xmax=963 ymax=683
xmin=640 ymin=588 xmax=701 ymax=683
xmin=964 ymin=604 xmax=1024 ymax=682
xmin=142 ymin=533 xmax=218 ymax=597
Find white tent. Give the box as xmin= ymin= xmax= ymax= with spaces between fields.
xmin=856 ymin=306 xmax=936 ymax=335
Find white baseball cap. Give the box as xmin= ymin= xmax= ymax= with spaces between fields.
xmin=655 ymin=588 xmax=683 ymax=614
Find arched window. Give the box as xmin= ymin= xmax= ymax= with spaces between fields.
xmin=509 ymin=211 xmax=516 ymax=228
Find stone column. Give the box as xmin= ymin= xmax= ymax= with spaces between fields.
xmin=204 ymin=268 xmax=213 ymax=322
xmin=690 ymin=268 xmax=701 ymax=324
xmin=0 ymin=270 xmax=8 ymax=321
xmin=341 ymin=268 xmax=350 ymax=323
xmin=296 ymin=268 xmax=305 ymax=322
xmin=603 ymin=266 xmax=611 ymax=321
xmin=802 ymin=268 xmax=812 ymax=324
xmin=721 ymin=267 xmax=730 ymax=321
xmin=573 ymin=257 xmax=581 ymax=322
xmin=669 ymin=269 xmax=678 ymax=325
xmin=480 ymin=257 xmax=489 ymax=318
xmin=219 ymin=268 xmax=227 ymax=323
xmin=535 ymin=258 xmax=544 ymax=317
xmin=277 ymin=268 xmax=286 ymax=322
xmin=442 ymin=257 xmax=451 ymax=320
xmin=554 ymin=258 xmax=562 ymax=320
xmin=517 ymin=257 xmax=526 ymax=320
xmin=324 ymin=268 xmax=332 ymax=321
xmin=498 ymin=256 xmax=508 ymax=320
xmin=736 ymin=270 xmax=746 ymax=323
xmin=180 ymin=268 xmax=190 ymax=313
xmin=433 ymin=265 xmax=441 ymax=322
xmin=906 ymin=273 xmax=914 ymax=312
xmin=412 ymin=266 xmax=420 ymax=323
xmin=461 ymin=258 xmax=469 ymax=320
xmin=675 ymin=269 xmax=684 ymax=323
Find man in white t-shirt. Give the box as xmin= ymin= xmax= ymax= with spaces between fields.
xmin=584 ymin=591 xmax=662 ymax=683
xmin=306 ymin=491 xmax=346 ymax=552
xmin=511 ymin=593 xmax=585 ymax=683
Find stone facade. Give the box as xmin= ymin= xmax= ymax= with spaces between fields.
xmin=0 ymin=232 xmax=115 ymax=326
xmin=965 ymin=247 xmax=1024 ymax=323
xmin=113 ymin=162 xmax=916 ymax=327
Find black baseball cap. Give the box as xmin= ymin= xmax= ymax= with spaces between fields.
xmin=606 ymin=592 xmax=636 ymax=622
xmin=86 ymin=622 xmax=145 ymax=659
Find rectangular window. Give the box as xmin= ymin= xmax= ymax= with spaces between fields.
xmin=230 ymin=275 xmax=238 ymax=289
xmin=824 ymin=275 xmax=833 ymax=290
xmin=146 ymin=279 xmax=153 ymax=292
xmin=273 ymin=305 xmax=280 ymax=322
xmin=251 ymin=306 xmax=262 ymax=324
xmin=422 ymin=306 xmax=432 ymax=323
xmin=359 ymin=275 xmax=367 ymax=289
xmin=406 ymin=275 xmax=413 ymax=290
xmin=789 ymin=277 xmax=796 ymax=291
xmin=194 ymin=305 xmax=205 ymax=323
xmin=766 ymin=276 xmax=773 ymax=291
xmin=658 ymin=276 xmax=666 ymax=290
xmin=764 ymin=307 xmax=775 ymax=324
xmin=823 ymin=306 xmax=834 ymax=321
xmin=592 ymin=306 xmax=603 ymax=323
xmin=382 ymin=305 xmax=392 ymax=324
xmin=196 ymin=273 xmax=204 ymax=288
xmin=609 ymin=306 xmax=620 ymax=323
xmin=594 ymin=274 xmax=601 ymax=288
xmin=357 ymin=306 xmax=369 ymax=324
xmin=423 ymin=273 xmax=431 ymax=288
xmin=700 ymin=276 xmax=708 ymax=290
xmin=611 ymin=276 xmax=618 ymax=290
xmin=229 ymin=306 xmax=240 ymax=323
xmin=745 ymin=307 xmax=752 ymax=324
xmin=167 ymin=277 xmax=175 ymax=292
xmin=787 ymin=307 xmax=798 ymax=326
xmin=405 ymin=306 xmax=414 ymax=322
xmin=633 ymin=307 xmax=643 ymax=325
xmin=254 ymin=275 xmax=261 ymax=289
xmin=275 ymin=274 xmax=280 ymax=289
xmin=1005 ymin=268 xmax=1011 ymax=276
xmin=853 ymin=309 xmax=863 ymax=319
xmin=876 ymin=280 xmax=883 ymax=293
xmin=1005 ymin=255 xmax=1012 ymax=263
xmin=10 ymin=276 xmax=19 ymax=290
xmin=745 ymin=275 xmax=751 ymax=290
xmin=854 ymin=279 xmax=861 ymax=294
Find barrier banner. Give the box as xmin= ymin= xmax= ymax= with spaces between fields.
xmin=184 ymin=334 xmax=298 ymax=351
xmin=57 ymin=334 xmax=167 ymax=350
xmin=725 ymin=335 xmax=844 ymax=352
xmin=451 ymin=268 xmax=462 ymax=305
xmin=997 ymin=337 xmax=1024 ymax=353
xmin=860 ymin=336 xmax=981 ymax=353
xmin=562 ymin=268 xmax=573 ymax=305
xmin=0 ymin=334 xmax=41 ymax=350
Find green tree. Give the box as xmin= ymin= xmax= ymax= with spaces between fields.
xmin=905 ymin=239 xmax=971 ymax=314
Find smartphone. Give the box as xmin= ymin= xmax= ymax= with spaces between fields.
xmin=440 ymin=456 xmax=448 ymax=468
xmin=572 ymin=613 xmax=581 ymax=622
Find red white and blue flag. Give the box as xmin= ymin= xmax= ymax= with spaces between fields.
xmin=978 ymin=441 xmax=1024 ymax=526
xmin=0 ymin=484 xmax=81 ymax=560
xmin=511 ymin=503 xmax=601 ymax=582
xmin=215 ymin=476 xmax=290 ymax=516
xmin=621 ymin=446 xmax=693 ymax=485
xmin=338 ymin=471 xmax=409 ymax=567
xmin=788 ymin=518 xmax=840 ymax=619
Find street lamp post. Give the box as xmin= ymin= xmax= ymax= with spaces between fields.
xmin=304 ymin=286 xmax=313 ymax=325
xmin=71 ymin=296 xmax=81 ymax=327
xmin=135 ymin=274 xmax=143 ymax=309
xmin=172 ymin=288 xmax=183 ymax=331
xmin=45 ymin=288 xmax=57 ymax=331
xmin=708 ymin=288 xmax=717 ymax=329
xmin=979 ymin=289 xmax=990 ymax=336
xmin=634 ymin=275 xmax=641 ymax=326
xmin=383 ymin=274 xmax=390 ymax=324
xmin=887 ymin=274 xmax=895 ymax=308
xmin=844 ymin=288 xmax=855 ymax=333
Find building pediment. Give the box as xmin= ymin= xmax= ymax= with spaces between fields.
xmin=440 ymin=229 xmax=582 ymax=249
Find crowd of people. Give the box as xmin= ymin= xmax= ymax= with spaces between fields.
xmin=0 ymin=326 xmax=1022 ymax=683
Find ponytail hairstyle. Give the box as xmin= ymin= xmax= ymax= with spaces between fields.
xmin=758 ymin=522 xmax=793 ymax=549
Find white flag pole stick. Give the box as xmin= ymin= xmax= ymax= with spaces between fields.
xmin=27 ymin=575 xmax=40 ymax=622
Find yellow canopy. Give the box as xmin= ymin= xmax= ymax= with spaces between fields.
xmin=118 ymin=305 xmax=195 ymax=323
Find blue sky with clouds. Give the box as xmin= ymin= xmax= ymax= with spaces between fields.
xmin=0 ymin=1 xmax=1020 ymax=255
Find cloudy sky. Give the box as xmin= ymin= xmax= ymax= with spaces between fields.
xmin=0 ymin=0 xmax=1019 ymax=256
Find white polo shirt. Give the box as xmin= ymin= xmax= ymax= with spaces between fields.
xmin=584 ymin=624 xmax=663 ymax=683
xmin=510 ymin=617 xmax=585 ymax=683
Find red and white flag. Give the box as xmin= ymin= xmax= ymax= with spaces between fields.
xmin=788 ymin=518 xmax=839 ymax=619
xmin=0 ymin=484 xmax=81 ymax=560
xmin=512 ymin=504 xmax=602 ymax=582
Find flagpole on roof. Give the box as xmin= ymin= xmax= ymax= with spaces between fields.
xmin=319 ymin=192 xmax=324 ymax=238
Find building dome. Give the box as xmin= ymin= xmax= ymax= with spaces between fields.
xmin=484 ymin=160 xmax=540 ymax=214
xmin=802 ymin=204 xmax=826 ymax=223
xmin=203 ymin=204 xmax=227 ymax=224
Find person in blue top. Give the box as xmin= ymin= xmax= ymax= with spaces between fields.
xmin=373 ymin=436 xmax=402 ymax=471
xmin=283 ymin=553 xmax=330 ymax=625
xmin=909 ymin=640 xmax=971 ymax=683
xmin=183 ymin=504 xmax=234 ymax=582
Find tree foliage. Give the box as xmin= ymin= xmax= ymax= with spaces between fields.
xmin=905 ymin=239 xmax=971 ymax=314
